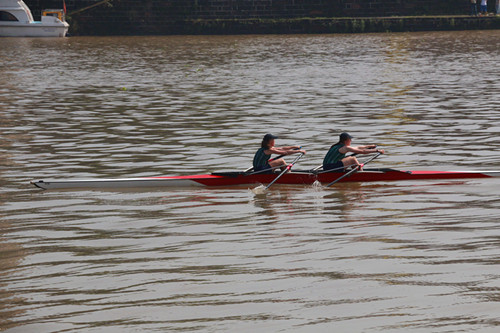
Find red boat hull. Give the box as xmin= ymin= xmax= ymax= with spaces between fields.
xmin=152 ymin=170 xmax=497 ymax=186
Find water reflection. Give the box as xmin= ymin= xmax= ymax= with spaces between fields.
xmin=0 ymin=104 xmax=28 ymax=329
xmin=313 ymin=185 xmax=369 ymax=233
xmin=0 ymin=215 xmax=26 ymax=331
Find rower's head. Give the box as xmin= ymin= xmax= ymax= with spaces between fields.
xmin=262 ymin=133 xmax=278 ymax=148
xmin=339 ymin=132 xmax=353 ymax=145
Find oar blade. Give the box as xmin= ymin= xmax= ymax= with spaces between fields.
xmin=251 ymin=184 xmax=267 ymax=195
xmin=251 ymin=152 xmax=304 ymax=193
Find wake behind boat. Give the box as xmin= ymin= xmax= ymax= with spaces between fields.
xmin=30 ymin=169 xmax=500 ymax=190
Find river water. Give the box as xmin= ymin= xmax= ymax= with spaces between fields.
xmin=1 ymin=30 xmax=500 ymax=332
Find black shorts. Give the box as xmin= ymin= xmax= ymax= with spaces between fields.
xmin=254 ymin=164 xmax=273 ymax=173
xmin=323 ymin=161 xmax=344 ymax=171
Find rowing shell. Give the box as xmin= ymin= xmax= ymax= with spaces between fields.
xmin=30 ymin=169 xmax=500 ymax=190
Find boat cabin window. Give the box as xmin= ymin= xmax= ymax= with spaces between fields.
xmin=0 ymin=11 xmax=18 ymax=21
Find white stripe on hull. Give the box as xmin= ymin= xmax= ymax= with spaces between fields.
xmin=31 ymin=178 xmax=204 ymax=190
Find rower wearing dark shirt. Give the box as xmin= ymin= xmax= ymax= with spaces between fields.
xmin=323 ymin=132 xmax=384 ymax=171
xmin=253 ymin=134 xmax=306 ymax=172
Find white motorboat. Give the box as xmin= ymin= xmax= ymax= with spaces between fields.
xmin=0 ymin=0 xmax=69 ymax=37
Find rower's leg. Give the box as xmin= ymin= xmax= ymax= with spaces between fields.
xmin=342 ymin=156 xmax=360 ymax=171
xmin=270 ymin=158 xmax=287 ymax=171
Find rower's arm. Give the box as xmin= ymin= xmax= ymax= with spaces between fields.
xmin=267 ymin=147 xmax=288 ymax=155
xmin=281 ymin=145 xmax=301 ymax=150
xmin=345 ymin=146 xmax=383 ymax=154
xmin=282 ymin=146 xmax=306 ymax=155
xmin=268 ymin=147 xmax=306 ymax=155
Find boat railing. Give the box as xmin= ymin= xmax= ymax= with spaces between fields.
xmin=42 ymin=9 xmax=66 ymax=22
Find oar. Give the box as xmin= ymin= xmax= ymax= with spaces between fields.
xmin=252 ymin=153 xmax=304 ymax=194
xmin=324 ymin=153 xmax=381 ymax=187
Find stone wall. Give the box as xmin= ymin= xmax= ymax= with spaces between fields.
xmin=25 ymin=0 xmax=496 ymax=35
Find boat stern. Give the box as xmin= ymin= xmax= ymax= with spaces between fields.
xmin=0 ymin=2 xmax=69 ymax=37
xmin=41 ymin=9 xmax=66 ymax=23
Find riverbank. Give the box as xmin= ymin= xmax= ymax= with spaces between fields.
xmin=183 ymin=15 xmax=500 ymax=35
xmin=68 ymin=15 xmax=500 ymax=35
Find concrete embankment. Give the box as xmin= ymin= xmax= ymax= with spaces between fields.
xmin=63 ymin=15 xmax=500 ymax=35
xmin=175 ymin=16 xmax=500 ymax=35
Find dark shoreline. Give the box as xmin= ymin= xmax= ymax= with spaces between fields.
xmin=182 ymin=15 xmax=500 ymax=35
xmin=67 ymin=15 xmax=500 ymax=36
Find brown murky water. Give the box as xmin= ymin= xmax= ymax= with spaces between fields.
xmin=1 ymin=31 xmax=500 ymax=332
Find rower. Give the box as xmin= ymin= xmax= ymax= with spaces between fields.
xmin=253 ymin=134 xmax=306 ymax=173
xmin=323 ymin=132 xmax=384 ymax=171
